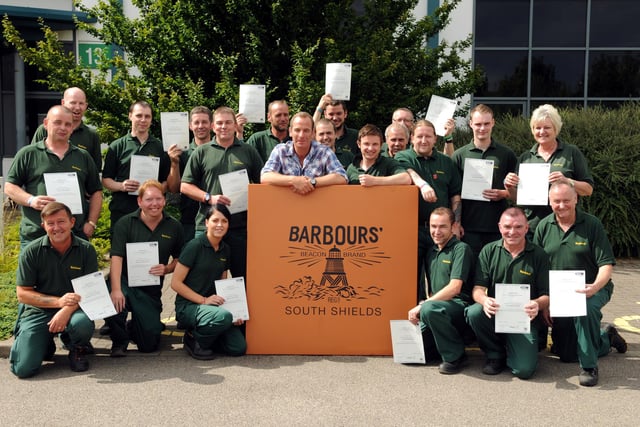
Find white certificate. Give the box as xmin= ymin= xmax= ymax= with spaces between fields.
xmin=549 ymin=270 xmax=586 ymax=317
xmin=126 ymin=242 xmax=160 ymax=287
xmin=71 ymin=271 xmax=117 ymax=321
xmin=215 ymin=277 xmax=249 ymax=321
xmin=390 ymin=320 xmax=425 ymax=364
xmin=516 ymin=163 xmax=551 ymax=205
xmin=128 ymin=155 xmax=160 ymax=195
xmin=219 ymin=169 xmax=249 ymax=214
xmin=44 ymin=172 xmax=83 ymax=215
xmin=325 ymin=63 xmax=352 ymax=101
xmin=495 ymin=283 xmax=531 ymax=334
xmin=160 ymin=111 xmax=190 ymax=151
xmin=461 ymin=158 xmax=494 ymax=201
xmin=425 ymin=95 xmax=458 ymax=136
xmin=239 ymin=84 xmax=266 ymax=123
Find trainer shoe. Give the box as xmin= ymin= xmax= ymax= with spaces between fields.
xmin=482 ymin=358 xmax=506 ymax=375
xmin=438 ymin=354 xmax=467 ymax=375
xmin=579 ymin=367 xmax=598 ymax=387
xmin=68 ymin=346 xmax=90 ymax=372
xmin=606 ymin=325 xmax=628 ymax=353
xmin=183 ymin=331 xmax=215 ymax=361
xmin=99 ymin=324 xmax=111 ymax=336
xmin=44 ymin=338 xmax=56 ymax=361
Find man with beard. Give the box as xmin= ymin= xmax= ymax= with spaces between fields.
xmin=246 ymin=100 xmax=290 ymax=162
xmin=313 ymin=94 xmax=358 ymax=154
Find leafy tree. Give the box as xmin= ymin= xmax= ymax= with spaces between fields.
xmin=3 ymin=0 xmax=482 ymax=141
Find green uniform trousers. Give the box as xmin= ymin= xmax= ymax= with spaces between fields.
xmin=176 ymin=303 xmax=246 ymax=356
xmin=10 ymin=308 xmax=94 ymax=378
xmin=106 ymin=285 xmax=163 ymax=353
xmin=420 ymin=300 xmax=467 ymax=363
xmin=551 ymin=286 xmax=612 ymax=368
xmin=466 ymin=303 xmax=539 ymax=379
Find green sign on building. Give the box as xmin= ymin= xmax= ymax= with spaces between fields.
xmin=78 ymin=43 xmax=111 ymax=68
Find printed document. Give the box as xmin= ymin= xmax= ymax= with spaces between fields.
xmin=390 ymin=320 xmax=426 ymax=364
xmin=128 ymin=155 xmax=160 ymax=195
xmin=160 ymin=112 xmax=190 ymax=151
xmin=517 ymin=163 xmax=551 ymax=205
xmin=325 ymin=63 xmax=352 ymax=101
xmin=44 ymin=172 xmax=83 ymax=214
xmin=239 ymin=84 xmax=266 ymax=123
xmin=215 ymin=277 xmax=250 ymax=321
xmin=71 ymin=271 xmax=117 ymax=321
xmin=549 ymin=270 xmax=586 ymax=317
xmin=495 ymin=283 xmax=530 ymax=334
xmin=461 ymin=158 xmax=494 ymax=201
xmin=126 ymin=242 xmax=160 ymax=287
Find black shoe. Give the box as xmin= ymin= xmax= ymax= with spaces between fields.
xmin=44 ymin=338 xmax=56 ymax=361
xmin=110 ymin=345 xmax=127 ymax=358
xmin=68 ymin=346 xmax=90 ymax=372
xmin=99 ymin=324 xmax=111 ymax=336
xmin=438 ymin=354 xmax=467 ymax=375
xmin=579 ymin=367 xmax=599 ymax=387
xmin=606 ymin=325 xmax=627 ymax=353
xmin=176 ymin=321 xmax=186 ymax=330
xmin=482 ymin=358 xmax=506 ymax=375
xmin=183 ymin=332 xmax=215 ymax=361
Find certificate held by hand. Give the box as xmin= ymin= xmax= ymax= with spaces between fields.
xmin=71 ymin=271 xmax=117 ymax=321
xmin=215 ymin=277 xmax=249 ymax=321
xmin=325 ymin=63 xmax=352 ymax=101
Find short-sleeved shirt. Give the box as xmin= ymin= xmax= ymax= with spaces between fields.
xmin=111 ymin=209 xmax=185 ymax=292
xmin=336 ymin=126 xmax=359 ymax=154
xmin=517 ymin=138 xmax=593 ymax=232
xmin=451 ymin=139 xmax=517 ymax=233
xmin=335 ymin=147 xmax=355 ymax=168
xmin=6 ymin=142 xmax=102 ymax=242
xmin=475 ymin=240 xmax=550 ymax=299
xmin=178 ymin=140 xmax=203 ymax=225
xmin=395 ymin=148 xmax=462 ymax=225
xmin=262 ymin=140 xmax=348 ymax=182
xmin=533 ymin=209 xmax=615 ymax=288
xmin=18 ymin=233 xmax=98 ymax=314
xmin=425 ymin=236 xmax=474 ymax=303
xmin=102 ymin=133 xmax=171 ymax=221
xmin=346 ymin=154 xmax=406 ymax=184
xmin=174 ymin=234 xmax=231 ymax=308
xmin=246 ymin=128 xmax=289 ymax=163
xmin=32 ymin=122 xmax=102 ymax=171
xmin=181 ymin=137 xmax=263 ymax=231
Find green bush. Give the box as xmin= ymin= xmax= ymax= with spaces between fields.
xmin=460 ymin=102 xmax=640 ymax=257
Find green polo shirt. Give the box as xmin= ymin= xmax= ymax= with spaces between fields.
xmin=475 ymin=240 xmax=550 ymax=299
xmin=533 ymin=209 xmax=615 ymax=289
xmin=32 ymin=122 xmax=102 ymax=171
xmin=6 ymin=142 xmax=102 ymax=242
xmin=18 ymin=234 xmax=98 ymax=314
xmin=335 ymin=147 xmax=355 ymax=168
xmin=246 ymin=128 xmax=288 ymax=163
xmin=179 ymin=140 xmax=201 ymax=225
xmin=395 ymin=148 xmax=462 ymax=225
xmin=174 ymin=233 xmax=231 ymax=308
xmin=181 ymin=137 xmax=263 ymax=231
xmin=425 ymin=236 xmax=474 ymax=302
xmin=451 ymin=139 xmax=517 ymax=233
xmin=346 ymin=155 xmax=406 ymax=184
xmin=102 ymin=133 xmax=171 ymax=221
xmin=336 ymin=126 xmax=358 ymax=154
xmin=517 ymin=138 xmax=594 ymax=232
xmin=111 ymin=209 xmax=185 ymax=290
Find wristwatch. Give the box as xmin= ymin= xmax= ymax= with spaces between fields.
xmin=203 ymin=192 xmax=211 ymax=204
xmin=310 ymin=177 xmax=317 ymax=187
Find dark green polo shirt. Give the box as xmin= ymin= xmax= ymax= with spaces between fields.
xmin=425 ymin=236 xmax=474 ymax=302
xmin=181 ymin=137 xmax=263 ymax=231
xmin=102 ymin=133 xmax=171 ymax=222
xmin=335 ymin=147 xmax=355 ymax=168
xmin=336 ymin=126 xmax=358 ymax=154
xmin=6 ymin=142 xmax=102 ymax=242
xmin=451 ymin=139 xmax=517 ymax=233
xmin=346 ymin=154 xmax=406 ymax=184
xmin=32 ymin=122 xmax=102 ymax=171
xmin=111 ymin=209 xmax=185 ymax=290
xmin=395 ymin=148 xmax=462 ymax=225
xmin=246 ymin=128 xmax=288 ymax=163
xmin=517 ymin=138 xmax=594 ymax=232
xmin=179 ymin=140 xmax=201 ymax=225
xmin=533 ymin=209 xmax=615 ymax=288
xmin=475 ymin=240 xmax=550 ymax=299
xmin=174 ymin=234 xmax=231 ymax=308
xmin=18 ymin=234 xmax=98 ymax=314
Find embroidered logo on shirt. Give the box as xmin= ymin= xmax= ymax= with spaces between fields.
xmin=442 ymin=259 xmax=451 ymax=264
xmin=575 ymin=241 xmax=587 ymax=246
xmin=519 ymin=269 xmax=532 ymax=276
xmin=161 ymin=234 xmax=172 ymax=239
xmin=70 ymin=265 xmax=81 ymax=270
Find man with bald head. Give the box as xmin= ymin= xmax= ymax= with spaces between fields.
xmin=6 ymin=105 xmax=102 ymax=247
xmin=32 ymin=87 xmax=102 ymax=171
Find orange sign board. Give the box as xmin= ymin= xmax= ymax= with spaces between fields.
xmin=246 ymin=185 xmax=417 ymax=355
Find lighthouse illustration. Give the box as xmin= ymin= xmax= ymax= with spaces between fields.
xmin=320 ymin=246 xmax=357 ymax=298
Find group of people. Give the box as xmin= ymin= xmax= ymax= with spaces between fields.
xmin=5 ymin=88 xmax=626 ymax=387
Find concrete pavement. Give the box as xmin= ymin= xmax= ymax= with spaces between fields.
xmin=1 ymin=259 xmax=638 ymax=426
